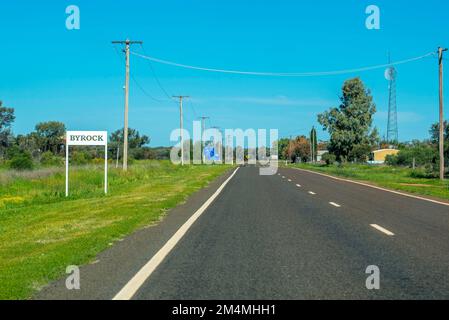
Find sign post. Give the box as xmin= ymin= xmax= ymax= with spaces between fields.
xmin=66 ymin=131 xmax=108 ymax=197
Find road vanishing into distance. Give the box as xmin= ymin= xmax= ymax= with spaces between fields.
xmin=38 ymin=166 xmax=449 ymax=300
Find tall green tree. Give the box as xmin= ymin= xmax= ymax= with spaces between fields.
xmin=35 ymin=121 xmax=66 ymax=154
xmin=0 ymin=101 xmax=15 ymax=158
xmin=110 ymin=128 xmax=150 ymax=149
xmin=310 ymin=127 xmax=317 ymax=162
xmin=318 ymin=78 xmax=379 ymax=162
xmin=0 ymin=101 xmax=15 ymax=130
xmin=15 ymin=132 xmax=41 ymax=158
xmin=277 ymin=138 xmax=290 ymax=160
xmin=429 ymin=120 xmax=449 ymax=167
xmin=109 ymin=128 xmax=151 ymax=160
xmin=287 ymin=136 xmax=310 ymax=163
xmin=429 ymin=121 xmax=449 ymax=144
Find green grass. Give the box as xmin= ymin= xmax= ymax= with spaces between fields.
xmin=0 ymin=161 xmax=231 ymax=300
xmin=288 ymin=163 xmax=449 ymax=201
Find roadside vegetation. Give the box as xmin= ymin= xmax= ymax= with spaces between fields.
xmin=288 ymin=163 xmax=449 ymax=201
xmin=0 ymin=161 xmax=231 ymax=300
xmin=275 ymin=78 xmax=448 ymax=199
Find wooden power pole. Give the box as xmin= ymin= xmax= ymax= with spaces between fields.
xmin=439 ymin=47 xmax=448 ymax=181
xmin=173 ymin=96 xmax=189 ymax=166
xmin=111 ymin=39 xmax=143 ymax=171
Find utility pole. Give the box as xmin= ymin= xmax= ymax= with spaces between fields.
xmin=116 ymin=145 xmax=120 ymax=169
xmin=199 ymin=116 xmax=209 ymax=164
xmin=439 ymin=47 xmax=448 ymax=181
xmin=111 ymin=39 xmax=143 ymax=171
xmin=174 ymin=96 xmax=189 ymax=165
xmin=226 ymin=135 xmax=233 ymax=164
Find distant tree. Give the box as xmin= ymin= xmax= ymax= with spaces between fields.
xmin=110 ymin=128 xmax=150 ymax=149
xmin=35 ymin=121 xmax=66 ymax=154
xmin=318 ymin=78 xmax=379 ymax=162
xmin=386 ymin=142 xmax=436 ymax=168
xmin=429 ymin=120 xmax=449 ymax=167
xmin=110 ymin=128 xmax=150 ymax=160
xmin=310 ymin=127 xmax=317 ymax=162
xmin=287 ymin=136 xmax=310 ymax=163
xmin=15 ymin=132 xmax=41 ymax=158
xmin=429 ymin=121 xmax=449 ymax=145
xmin=0 ymin=101 xmax=15 ymax=130
xmin=277 ymin=138 xmax=290 ymax=160
xmin=149 ymin=147 xmax=171 ymax=160
xmin=0 ymin=101 xmax=15 ymax=158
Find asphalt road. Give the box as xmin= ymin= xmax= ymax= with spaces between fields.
xmin=38 ymin=165 xmax=449 ymax=300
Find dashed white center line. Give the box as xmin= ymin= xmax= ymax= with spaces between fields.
xmin=296 ymin=184 xmax=302 ymax=188
xmin=288 ymin=179 xmax=292 ymax=182
xmin=370 ymin=224 xmax=395 ymax=236
xmin=329 ymin=202 xmax=341 ymax=208
xmin=308 ymin=191 xmax=316 ymax=195
xmin=282 ymin=176 xmax=286 ymax=179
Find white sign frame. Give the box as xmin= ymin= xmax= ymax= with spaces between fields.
xmin=66 ymin=131 xmax=108 ymax=197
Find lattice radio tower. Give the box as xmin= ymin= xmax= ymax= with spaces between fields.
xmin=386 ymin=54 xmax=398 ymax=143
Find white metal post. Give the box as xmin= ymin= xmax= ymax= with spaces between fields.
xmin=105 ymin=145 xmax=108 ymax=194
xmin=65 ymin=143 xmax=69 ymax=197
xmin=180 ymin=97 xmax=184 ymax=166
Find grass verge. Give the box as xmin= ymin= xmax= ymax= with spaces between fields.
xmin=288 ymin=163 xmax=449 ymax=201
xmin=0 ymin=161 xmax=231 ymax=300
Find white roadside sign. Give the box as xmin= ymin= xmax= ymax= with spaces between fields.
xmin=66 ymin=131 xmax=108 ymax=196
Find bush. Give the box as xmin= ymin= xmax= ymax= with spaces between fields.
xmin=409 ymin=164 xmax=438 ymax=179
xmin=9 ymin=152 xmax=34 ymax=170
xmin=386 ymin=145 xmax=436 ymax=167
xmin=71 ymin=151 xmax=89 ymax=165
xmin=349 ymin=144 xmax=371 ymax=163
xmin=40 ymin=151 xmax=63 ymax=167
xmin=321 ymin=153 xmax=336 ymax=166
xmin=5 ymin=145 xmax=21 ymax=160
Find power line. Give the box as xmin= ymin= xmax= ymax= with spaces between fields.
xmin=130 ymin=74 xmax=167 ymax=103
xmin=130 ymin=51 xmax=435 ymax=77
xmin=139 ymin=44 xmax=177 ymax=102
xmin=113 ymin=44 xmax=169 ymax=104
xmin=188 ymin=100 xmax=199 ymax=119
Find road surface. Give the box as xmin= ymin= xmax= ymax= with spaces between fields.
xmin=38 ymin=166 xmax=449 ymax=300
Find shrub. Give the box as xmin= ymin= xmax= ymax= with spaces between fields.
xmin=9 ymin=152 xmax=34 ymax=170
xmin=386 ymin=145 xmax=436 ymax=167
xmin=409 ymin=165 xmax=438 ymax=179
xmin=71 ymin=151 xmax=89 ymax=165
xmin=40 ymin=151 xmax=63 ymax=167
xmin=385 ymin=154 xmax=398 ymax=166
xmin=321 ymin=153 xmax=336 ymax=166
xmin=5 ymin=145 xmax=21 ymax=160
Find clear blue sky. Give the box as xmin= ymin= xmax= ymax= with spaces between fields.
xmin=1 ymin=0 xmax=448 ymax=146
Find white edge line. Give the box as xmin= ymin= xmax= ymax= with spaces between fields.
xmin=370 ymin=224 xmax=395 ymax=236
xmin=113 ymin=167 xmax=240 ymax=300
xmin=293 ymin=168 xmax=449 ymax=207
xmin=329 ymin=202 xmax=341 ymax=208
